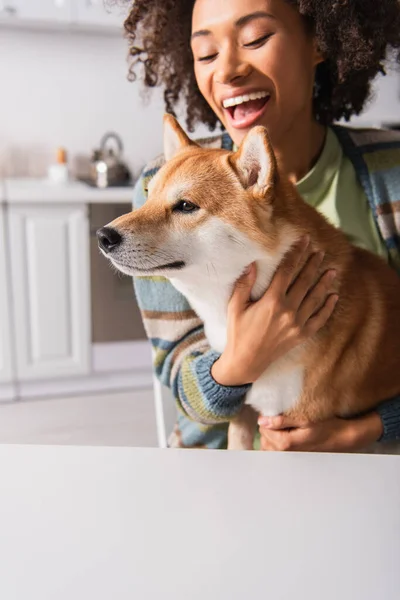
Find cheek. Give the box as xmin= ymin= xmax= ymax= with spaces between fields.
xmin=261 ymin=36 xmax=315 ymax=99
xmin=170 ymin=220 xmax=221 ymax=264
xmin=168 ymin=225 xmax=199 ymax=255
xmin=194 ymin=64 xmax=215 ymax=105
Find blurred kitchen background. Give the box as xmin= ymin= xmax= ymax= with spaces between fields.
xmin=0 ymin=0 xmax=399 ymax=448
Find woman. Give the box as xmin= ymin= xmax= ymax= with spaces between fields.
xmin=125 ymin=0 xmax=400 ymax=451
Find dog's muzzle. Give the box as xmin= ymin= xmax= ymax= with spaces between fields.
xmin=97 ymin=227 xmax=122 ymax=254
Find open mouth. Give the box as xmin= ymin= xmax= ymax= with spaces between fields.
xmin=222 ymin=91 xmax=271 ymax=129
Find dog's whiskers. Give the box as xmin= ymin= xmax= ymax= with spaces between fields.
xmin=230 ymin=235 xmax=246 ymax=249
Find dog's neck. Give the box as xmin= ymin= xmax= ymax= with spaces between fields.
xmin=170 ymin=234 xmax=297 ymax=353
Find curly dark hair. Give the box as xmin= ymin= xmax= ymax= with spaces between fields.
xmin=123 ymin=0 xmax=400 ymax=132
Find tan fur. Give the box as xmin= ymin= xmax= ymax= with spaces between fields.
xmin=110 ymin=116 xmax=400 ymax=449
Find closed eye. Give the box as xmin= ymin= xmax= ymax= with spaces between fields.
xmin=244 ymin=33 xmax=273 ymax=48
xmin=172 ymin=200 xmax=200 ymax=213
xmin=198 ymin=53 xmax=218 ymax=63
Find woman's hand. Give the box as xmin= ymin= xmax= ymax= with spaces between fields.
xmin=258 ymin=412 xmax=384 ymax=452
xmin=211 ymin=237 xmax=338 ymax=387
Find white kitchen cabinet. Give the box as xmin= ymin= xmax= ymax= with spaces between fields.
xmin=0 ymin=179 xmax=152 ymax=401
xmin=0 ymin=206 xmax=14 ymax=384
xmin=72 ymin=0 xmax=127 ymax=29
xmin=7 ymin=203 xmax=91 ymax=381
xmin=0 ymin=0 xmax=72 ymax=24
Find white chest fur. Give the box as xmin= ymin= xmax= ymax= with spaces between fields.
xmin=169 ymin=219 xmax=303 ymax=417
xmin=246 ymin=355 xmax=304 ymax=416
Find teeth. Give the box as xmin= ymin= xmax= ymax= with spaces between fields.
xmin=222 ymin=91 xmax=270 ymax=108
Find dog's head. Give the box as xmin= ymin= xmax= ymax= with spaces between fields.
xmin=97 ymin=114 xmax=294 ymax=281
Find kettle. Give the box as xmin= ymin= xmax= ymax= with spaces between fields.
xmin=90 ymin=132 xmax=132 ymax=188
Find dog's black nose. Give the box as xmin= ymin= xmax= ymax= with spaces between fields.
xmin=97 ymin=227 xmax=122 ymax=253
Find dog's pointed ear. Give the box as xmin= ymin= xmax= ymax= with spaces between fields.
xmin=230 ymin=126 xmax=277 ymax=198
xmin=163 ymin=113 xmax=196 ymax=161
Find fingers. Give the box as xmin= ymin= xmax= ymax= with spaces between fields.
xmin=258 ymin=414 xmax=305 ymax=429
xmin=296 ymin=269 xmax=337 ymax=326
xmin=260 ymin=429 xmax=297 ymax=451
xmin=268 ymin=237 xmax=310 ymax=296
xmin=229 ymin=262 xmax=257 ymax=315
xmin=259 ymin=426 xmax=311 ymax=451
xmin=286 ymin=251 xmax=326 ymax=308
xmin=259 ymin=414 xmax=307 ymax=451
xmin=303 ymin=293 xmax=339 ymax=336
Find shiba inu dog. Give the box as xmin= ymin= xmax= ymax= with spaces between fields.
xmin=98 ymin=114 xmax=400 ymax=452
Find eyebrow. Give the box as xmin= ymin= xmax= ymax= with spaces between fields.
xmin=191 ymin=11 xmax=276 ymax=41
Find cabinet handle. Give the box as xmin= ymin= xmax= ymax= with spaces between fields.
xmin=1 ymin=5 xmax=17 ymax=16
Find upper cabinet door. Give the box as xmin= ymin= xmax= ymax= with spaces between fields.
xmin=73 ymin=0 xmax=128 ymax=29
xmin=0 ymin=0 xmax=72 ymax=23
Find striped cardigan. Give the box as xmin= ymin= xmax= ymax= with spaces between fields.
xmin=133 ymin=125 xmax=400 ymax=449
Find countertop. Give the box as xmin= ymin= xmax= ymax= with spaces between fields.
xmin=0 ymin=445 xmax=399 ymax=600
xmin=2 ymin=178 xmax=135 ymax=204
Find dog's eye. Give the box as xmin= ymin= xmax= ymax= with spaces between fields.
xmin=173 ymin=200 xmax=199 ymax=213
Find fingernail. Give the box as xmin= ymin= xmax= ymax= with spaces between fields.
xmin=258 ymin=416 xmax=270 ymax=427
xmin=327 ymin=269 xmax=337 ymax=280
xmin=317 ymin=251 xmax=325 ymax=261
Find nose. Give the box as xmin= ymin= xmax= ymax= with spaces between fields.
xmin=215 ymin=47 xmax=252 ymax=85
xmin=97 ymin=226 xmax=122 ymax=253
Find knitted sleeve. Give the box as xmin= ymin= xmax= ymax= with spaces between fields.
xmin=132 ymin=169 xmax=249 ymax=425
xmin=376 ymin=398 xmax=400 ymax=443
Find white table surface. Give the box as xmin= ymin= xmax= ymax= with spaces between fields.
xmin=0 ymin=445 xmax=399 ymax=600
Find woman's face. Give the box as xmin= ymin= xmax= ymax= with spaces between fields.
xmin=191 ymin=0 xmax=322 ymax=146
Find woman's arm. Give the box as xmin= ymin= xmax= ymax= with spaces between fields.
xmin=258 ymin=399 xmax=400 ymax=452
xmin=376 ymin=398 xmax=400 ymax=442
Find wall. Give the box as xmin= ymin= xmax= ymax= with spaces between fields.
xmin=0 ymin=27 xmax=165 ymax=179
xmin=348 ymin=59 xmax=400 ymax=128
